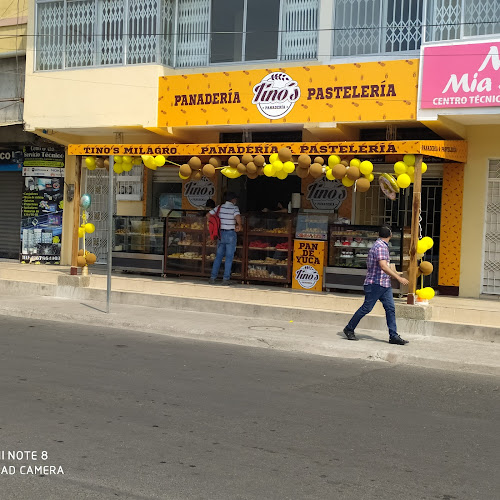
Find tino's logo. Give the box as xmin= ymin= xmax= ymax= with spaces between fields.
xmin=184 ymin=176 xmax=215 ymax=208
xmin=252 ymin=72 xmax=300 ymax=120
xmin=295 ymin=265 xmax=319 ymax=289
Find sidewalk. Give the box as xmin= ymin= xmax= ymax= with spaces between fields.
xmin=0 ymin=260 xmax=499 ymax=375
xmin=0 ymin=259 xmax=499 ymax=341
xmin=0 ymin=292 xmax=498 ymax=376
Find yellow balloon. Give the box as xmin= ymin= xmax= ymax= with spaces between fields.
xmin=273 ymin=161 xmax=284 ymax=172
xmin=409 ymin=174 xmax=415 ymax=183
xmin=114 ymin=155 xmax=123 ymax=164
xmin=403 ymin=154 xmax=415 ymax=166
xmin=421 ymin=162 xmax=428 ymax=174
xmin=407 ymin=166 xmax=415 ymax=176
xmin=366 ymin=173 xmax=374 ymax=182
xmin=342 ymin=176 xmax=355 ymax=187
xmin=326 ymin=169 xmax=335 ymax=181
xmin=359 ymin=161 xmax=373 ymax=175
xmin=283 ymin=161 xmax=295 ymax=174
xmin=85 ymin=157 xmax=96 ymax=168
xmin=142 ymin=155 xmax=153 ymax=164
xmin=113 ymin=164 xmax=124 ymax=174
xmin=122 ymin=162 xmax=133 ymax=172
xmin=417 ymin=240 xmax=428 ymax=254
xmin=394 ymin=161 xmax=407 ymax=175
xmin=397 ymin=173 xmax=411 ymax=189
xmin=425 ymin=287 xmax=435 ymax=300
xmin=328 ymin=155 xmax=341 ymax=167
xmin=421 ymin=236 xmax=434 ymax=250
xmin=179 ymin=171 xmax=189 ymax=180
xmin=78 ymin=227 xmax=85 ymax=238
xmin=276 ymin=170 xmax=288 ymax=180
xmin=84 ymin=223 xmax=95 ymax=234
xmin=416 ymin=289 xmax=424 ymax=298
xmin=263 ymin=164 xmax=274 ymax=177
xmin=122 ymin=155 xmax=132 ymax=164
xmin=269 ymin=153 xmax=279 ymax=164
xmin=154 ymin=155 xmax=166 ymax=167
xmin=350 ymin=158 xmax=361 ymax=168
xmin=145 ymin=158 xmax=156 ymax=170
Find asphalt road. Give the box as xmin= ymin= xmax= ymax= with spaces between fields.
xmin=0 ymin=315 xmax=498 ymax=500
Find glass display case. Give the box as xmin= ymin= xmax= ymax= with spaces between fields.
xmin=244 ymin=213 xmax=293 ymax=283
xmin=113 ymin=217 xmax=164 ymax=274
xmin=325 ymin=225 xmax=403 ymax=292
xmin=295 ymin=214 xmax=329 ymax=240
xmin=165 ymin=210 xmax=244 ymax=279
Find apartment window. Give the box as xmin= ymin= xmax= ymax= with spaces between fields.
xmin=426 ymin=0 xmax=500 ymax=42
xmin=333 ymin=0 xmax=423 ymax=56
xmin=210 ymin=0 xmax=280 ymax=63
xmin=35 ymin=0 xmax=318 ymax=70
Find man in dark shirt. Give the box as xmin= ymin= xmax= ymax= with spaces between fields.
xmin=343 ymin=226 xmax=410 ymax=345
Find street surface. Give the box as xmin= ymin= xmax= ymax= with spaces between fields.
xmin=0 ymin=315 xmax=498 ymax=500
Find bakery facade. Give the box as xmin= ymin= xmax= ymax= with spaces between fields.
xmin=24 ymin=44 xmax=482 ymax=296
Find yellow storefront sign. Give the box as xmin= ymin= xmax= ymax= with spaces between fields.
xmin=68 ymin=140 xmax=467 ymax=163
xmin=292 ymin=240 xmax=326 ymax=292
xmin=158 ymin=60 xmax=418 ymax=127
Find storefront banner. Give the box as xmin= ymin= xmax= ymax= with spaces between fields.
xmin=182 ymin=176 xmax=217 ymax=209
xmin=420 ymin=40 xmax=500 ymax=109
xmin=158 ymin=59 xmax=418 ymax=127
xmin=69 ymin=140 xmax=467 ymax=162
xmin=0 ymin=149 xmax=23 ymax=164
xmin=292 ymin=240 xmax=325 ymax=292
xmin=23 ymin=146 xmax=65 ymax=167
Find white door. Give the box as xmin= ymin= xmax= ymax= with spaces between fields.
xmin=483 ymin=160 xmax=500 ymax=295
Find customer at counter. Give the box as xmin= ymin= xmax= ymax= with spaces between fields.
xmin=207 ymin=192 xmax=242 ymax=286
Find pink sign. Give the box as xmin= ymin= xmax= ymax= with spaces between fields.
xmin=421 ymin=40 xmax=500 ymax=109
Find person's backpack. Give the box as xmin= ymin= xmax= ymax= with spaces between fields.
xmin=208 ymin=205 xmax=222 ymax=240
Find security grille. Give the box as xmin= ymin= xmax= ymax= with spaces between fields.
xmin=97 ymin=0 xmax=125 ymax=65
xmin=66 ymin=0 xmax=95 ymax=67
xmin=333 ymin=0 xmax=423 ymax=56
xmin=356 ymin=168 xmax=442 ymax=288
xmin=426 ymin=0 xmax=500 ymax=41
xmin=82 ymin=167 xmax=117 ymax=264
xmin=36 ymin=1 xmax=64 ymax=70
xmin=161 ymin=0 xmax=176 ymax=66
xmin=483 ymin=160 xmax=500 ymax=295
xmin=280 ymin=0 xmax=319 ymax=61
xmin=127 ymin=0 xmax=159 ymax=64
xmin=175 ymin=0 xmax=210 ymax=67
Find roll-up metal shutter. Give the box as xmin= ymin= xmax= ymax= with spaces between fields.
xmin=0 ymin=172 xmax=22 ymax=258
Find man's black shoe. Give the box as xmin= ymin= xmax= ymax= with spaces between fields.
xmin=389 ymin=335 xmax=409 ymax=345
xmin=343 ymin=327 xmax=357 ymax=341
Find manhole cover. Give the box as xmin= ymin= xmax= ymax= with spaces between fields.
xmin=248 ymin=326 xmax=284 ymax=332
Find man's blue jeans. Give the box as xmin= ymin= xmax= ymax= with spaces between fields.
xmin=346 ymin=284 xmax=398 ymax=338
xmin=211 ymin=230 xmax=237 ymax=280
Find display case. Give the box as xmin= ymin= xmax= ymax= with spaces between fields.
xmin=244 ymin=213 xmax=294 ymax=283
xmin=295 ymin=213 xmax=329 ymax=240
xmin=325 ymin=225 xmax=403 ymax=292
xmin=165 ymin=210 xmax=244 ymax=279
xmin=113 ymin=217 xmax=164 ymax=274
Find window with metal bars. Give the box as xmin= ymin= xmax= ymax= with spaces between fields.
xmin=35 ymin=0 xmax=319 ymax=70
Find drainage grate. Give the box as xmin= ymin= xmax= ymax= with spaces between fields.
xmin=249 ymin=326 xmax=285 ymax=332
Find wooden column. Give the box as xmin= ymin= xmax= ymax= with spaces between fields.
xmin=407 ymin=154 xmax=422 ymax=304
xmin=70 ymin=157 xmax=81 ymax=275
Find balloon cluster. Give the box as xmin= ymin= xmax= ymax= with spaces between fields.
xmin=414 ymin=236 xmax=435 ymax=301
xmin=180 ymin=156 xmax=217 ymax=181
xmin=392 ymin=154 xmax=428 ymax=189
xmin=77 ymin=249 xmax=97 ymax=268
xmin=139 ymin=155 xmax=166 ymax=172
xmin=78 ymin=194 xmax=97 ymax=268
xmin=84 ymin=155 xmax=154 ymax=175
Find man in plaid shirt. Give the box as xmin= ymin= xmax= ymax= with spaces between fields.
xmin=344 ymin=226 xmax=410 ymax=345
